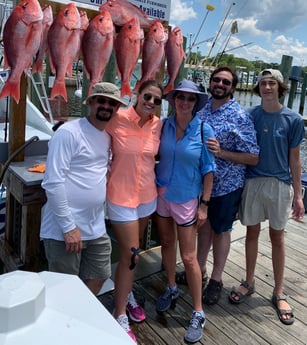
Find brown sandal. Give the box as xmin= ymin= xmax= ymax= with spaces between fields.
xmin=229 ymin=280 xmax=255 ymax=304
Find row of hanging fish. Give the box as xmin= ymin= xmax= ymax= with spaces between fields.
xmin=0 ymin=0 xmax=186 ymax=104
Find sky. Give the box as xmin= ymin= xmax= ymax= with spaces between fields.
xmin=168 ymin=0 xmax=307 ymax=66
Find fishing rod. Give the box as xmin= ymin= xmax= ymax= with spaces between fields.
xmin=202 ymin=2 xmax=236 ymax=67
xmin=213 ymin=42 xmax=253 ymax=65
xmin=186 ymin=3 xmax=215 ymax=62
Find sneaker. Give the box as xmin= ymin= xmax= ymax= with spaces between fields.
xmin=156 ymin=286 xmax=179 ymax=313
xmin=184 ymin=311 xmax=206 ymax=344
xmin=126 ymin=292 xmax=146 ymax=323
xmin=202 ymin=278 xmax=223 ymax=305
xmin=117 ymin=314 xmax=137 ymax=343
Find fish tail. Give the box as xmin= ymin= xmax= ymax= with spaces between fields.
xmin=163 ymin=82 xmax=174 ymax=95
xmin=120 ymin=81 xmax=132 ymax=98
xmin=0 ymin=79 xmax=20 ymax=104
xmin=50 ymin=80 xmax=67 ymax=102
xmin=32 ymin=60 xmax=43 ymax=74
xmin=88 ymin=81 xmax=95 ymax=96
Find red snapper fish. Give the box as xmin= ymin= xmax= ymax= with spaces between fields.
xmin=32 ymin=4 xmax=53 ymax=74
xmin=164 ymin=26 xmax=186 ymax=95
xmin=115 ymin=17 xmax=143 ymax=98
xmin=82 ymin=10 xmax=114 ymax=95
xmin=47 ymin=2 xmax=81 ymax=102
xmin=134 ymin=20 xmax=167 ymax=91
xmin=99 ymin=0 xmax=152 ymax=28
xmin=0 ymin=0 xmax=43 ymax=103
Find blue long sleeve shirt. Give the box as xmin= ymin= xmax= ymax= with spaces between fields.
xmin=156 ymin=115 xmax=216 ymax=203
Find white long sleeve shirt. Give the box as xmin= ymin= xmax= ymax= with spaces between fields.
xmin=40 ymin=117 xmax=110 ymax=241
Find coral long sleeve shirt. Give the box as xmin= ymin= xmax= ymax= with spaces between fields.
xmin=106 ymin=106 xmax=162 ymax=208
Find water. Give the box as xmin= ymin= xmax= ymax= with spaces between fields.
xmin=64 ymin=86 xmax=307 ymax=172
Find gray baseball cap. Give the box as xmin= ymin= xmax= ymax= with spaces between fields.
xmin=256 ymin=69 xmax=284 ymax=85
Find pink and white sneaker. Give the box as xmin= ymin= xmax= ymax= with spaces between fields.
xmin=126 ymin=291 xmax=146 ymax=323
xmin=117 ymin=314 xmax=137 ymax=343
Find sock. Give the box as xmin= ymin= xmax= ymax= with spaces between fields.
xmin=127 ymin=291 xmax=135 ymax=304
xmin=169 ymin=284 xmax=178 ymax=292
xmin=193 ymin=310 xmax=205 ymax=318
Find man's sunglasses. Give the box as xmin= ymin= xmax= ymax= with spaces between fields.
xmin=176 ymin=94 xmax=197 ymax=102
xmin=143 ymin=93 xmax=162 ymax=106
xmin=96 ymin=97 xmax=119 ymax=107
xmin=212 ymin=76 xmax=232 ymax=86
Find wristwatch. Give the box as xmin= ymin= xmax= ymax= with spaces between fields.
xmin=200 ymin=199 xmax=210 ymax=206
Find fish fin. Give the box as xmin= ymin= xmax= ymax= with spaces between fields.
xmin=50 ymin=80 xmax=67 ymax=102
xmin=120 ymin=81 xmax=132 ymax=98
xmin=49 ymin=56 xmax=56 ymax=74
xmin=0 ymin=79 xmax=20 ymax=104
xmin=3 ymin=52 xmax=10 ymax=70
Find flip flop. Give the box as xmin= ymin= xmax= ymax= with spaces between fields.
xmin=228 ymin=280 xmax=255 ymax=304
xmin=272 ymin=294 xmax=295 ymax=325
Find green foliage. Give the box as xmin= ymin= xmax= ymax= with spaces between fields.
xmin=200 ymin=53 xmax=280 ymax=74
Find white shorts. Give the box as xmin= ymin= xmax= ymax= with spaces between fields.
xmin=239 ymin=177 xmax=293 ymax=230
xmin=107 ymin=199 xmax=157 ymax=223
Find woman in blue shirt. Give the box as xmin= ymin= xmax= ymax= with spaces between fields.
xmin=155 ymin=80 xmax=216 ymax=344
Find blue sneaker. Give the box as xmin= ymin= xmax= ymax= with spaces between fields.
xmin=156 ymin=286 xmax=179 ymax=313
xmin=184 ymin=311 xmax=206 ymax=343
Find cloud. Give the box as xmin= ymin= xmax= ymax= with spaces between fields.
xmin=229 ymin=0 xmax=307 ymax=34
xmin=169 ymin=0 xmax=307 ymax=65
xmin=169 ymin=0 xmax=197 ymax=23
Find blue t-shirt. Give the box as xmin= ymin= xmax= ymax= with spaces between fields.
xmin=198 ymin=97 xmax=259 ymax=197
xmin=156 ymin=115 xmax=216 ymax=203
xmin=246 ymin=105 xmax=305 ymax=184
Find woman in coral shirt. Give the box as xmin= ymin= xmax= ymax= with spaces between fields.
xmin=105 ymin=79 xmax=163 ymax=343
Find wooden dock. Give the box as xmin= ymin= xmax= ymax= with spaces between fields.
xmin=98 ymin=215 xmax=307 ymax=345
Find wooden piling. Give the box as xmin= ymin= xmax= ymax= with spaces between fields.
xmin=299 ymin=72 xmax=307 ymax=115
xmin=279 ymin=55 xmax=293 ymax=105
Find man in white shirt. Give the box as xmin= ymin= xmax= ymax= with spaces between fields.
xmin=40 ymin=82 xmax=127 ymax=295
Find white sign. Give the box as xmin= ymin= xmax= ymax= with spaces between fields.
xmin=129 ymin=0 xmax=171 ymax=21
xmin=71 ymin=0 xmax=171 ymax=22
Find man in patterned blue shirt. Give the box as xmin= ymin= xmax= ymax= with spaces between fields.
xmin=195 ymin=66 xmax=259 ymax=305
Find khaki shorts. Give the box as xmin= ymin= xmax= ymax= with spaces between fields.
xmin=43 ymin=233 xmax=112 ymax=281
xmin=239 ymin=177 xmax=293 ymax=230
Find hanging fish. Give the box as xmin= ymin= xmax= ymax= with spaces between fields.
xmin=47 ymin=2 xmax=81 ymax=102
xmin=82 ymin=10 xmax=115 ymax=95
xmin=99 ymin=0 xmax=152 ymax=28
xmin=134 ymin=20 xmax=167 ymax=91
xmin=115 ymin=16 xmax=143 ymax=98
xmin=164 ymin=26 xmax=186 ymax=95
xmin=0 ymin=0 xmax=43 ymax=103
xmin=32 ymin=4 xmax=53 ymax=74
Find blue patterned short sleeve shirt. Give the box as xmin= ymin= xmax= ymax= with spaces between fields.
xmin=197 ymin=97 xmax=259 ymax=197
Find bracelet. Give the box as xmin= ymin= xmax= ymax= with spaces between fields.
xmin=200 ymin=199 xmax=210 ymax=206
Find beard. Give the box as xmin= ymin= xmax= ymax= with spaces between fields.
xmin=209 ymin=86 xmax=232 ymax=100
xmin=95 ymin=107 xmax=113 ymax=122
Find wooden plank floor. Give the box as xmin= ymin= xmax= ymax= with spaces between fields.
xmin=98 ymin=215 xmax=307 ymax=345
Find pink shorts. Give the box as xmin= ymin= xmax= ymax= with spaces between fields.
xmin=156 ymin=187 xmax=198 ymax=226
